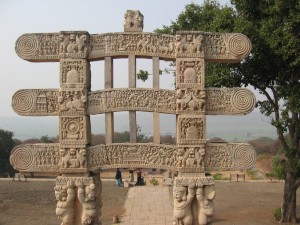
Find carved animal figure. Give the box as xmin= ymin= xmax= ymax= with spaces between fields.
xmin=77 ymin=148 xmax=87 ymax=167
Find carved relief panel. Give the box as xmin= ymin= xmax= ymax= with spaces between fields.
xmin=176 ymin=89 xmax=206 ymax=114
xmin=60 ymin=59 xmax=90 ymax=89
xmin=59 ymin=116 xmax=90 ymax=146
xmin=88 ymin=88 xmax=176 ymax=114
xmin=177 ymin=115 xmax=206 ymax=145
xmin=175 ymin=32 xmax=205 ymax=58
xmin=176 ymin=58 xmax=205 ymax=89
xmin=58 ymin=31 xmax=90 ymax=59
xmin=59 ymin=146 xmax=88 ymax=173
xmin=58 ymin=89 xmax=87 ymax=116
xmin=176 ymin=145 xmax=206 ymax=173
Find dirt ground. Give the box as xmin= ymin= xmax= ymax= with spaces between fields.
xmin=0 ymin=179 xmax=299 ymax=225
xmin=0 ymin=180 xmax=128 ymax=225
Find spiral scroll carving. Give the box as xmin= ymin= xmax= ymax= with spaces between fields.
xmin=233 ymin=144 xmax=256 ymax=168
xmin=16 ymin=35 xmax=38 ymax=56
xmin=228 ymin=34 xmax=251 ymax=58
xmin=231 ymin=89 xmax=255 ymax=112
xmin=10 ymin=146 xmax=34 ymax=171
xmin=12 ymin=90 xmax=35 ymax=114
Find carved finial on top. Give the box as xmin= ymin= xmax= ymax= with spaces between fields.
xmin=124 ymin=10 xmax=144 ymax=32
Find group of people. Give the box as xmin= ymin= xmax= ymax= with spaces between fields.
xmin=115 ymin=168 xmax=144 ymax=187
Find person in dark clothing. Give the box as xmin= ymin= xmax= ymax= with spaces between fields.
xmin=136 ymin=168 xmax=143 ymax=186
xmin=115 ymin=168 xmax=122 ymax=187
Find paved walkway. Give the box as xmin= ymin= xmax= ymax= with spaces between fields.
xmin=120 ymin=186 xmax=173 ymax=225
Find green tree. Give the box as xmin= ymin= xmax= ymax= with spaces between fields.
xmin=156 ymin=0 xmax=300 ymax=222
xmin=0 ymin=129 xmax=15 ymax=177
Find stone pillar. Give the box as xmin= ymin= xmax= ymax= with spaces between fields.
xmin=152 ymin=57 xmax=160 ymax=144
xmin=105 ymin=57 xmax=114 ymax=144
xmin=174 ymin=56 xmax=215 ymax=225
xmin=128 ymin=54 xmax=137 ymax=143
xmin=57 ymin=32 xmax=102 ymax=225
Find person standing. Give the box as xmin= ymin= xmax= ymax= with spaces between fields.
xmin=136 ymin=168 xmax=143 ymax=186
xmin=115 ymin=168 xmax=122 ymax=187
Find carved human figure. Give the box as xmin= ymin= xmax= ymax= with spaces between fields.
xmin=77 ymin=181 xmax=99 ymax=225
xmin=54 ymin=180 xmax=75 ymax=225
xmin=173 ymin=184 xmax=195 ymax=225
xmin=196 ymin=187 xmax=215 ymax=225
xmin=67 ymin=34 xmax=77 ymax=53
xmin=176 ymin=35 xmax=184 ymax=53
xmin=59 ymin=35 xmax=68 ymax=53
xmin=185 ymin=148 xmax=196 ymax=167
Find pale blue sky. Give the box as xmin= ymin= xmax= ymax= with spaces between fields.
xmin=0 ymin=0 xmax=232 ymax=117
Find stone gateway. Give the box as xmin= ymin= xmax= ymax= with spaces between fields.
xmin=10 ymin=10 xmax=256 ymax=225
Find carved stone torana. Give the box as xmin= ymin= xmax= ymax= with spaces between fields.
xmin=11 ymin=10 xmax=257 ymax=225
xmin=124 ymin=10 xmax=144 ymax=32
xmin=16 ymin=32 xmax=251 ymax=62
xmin=176 ymin=58 xmax=205 ymax=89
xmin=55 ymin=175 xmax=102 ymax=225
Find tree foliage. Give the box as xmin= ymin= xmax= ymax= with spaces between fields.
xmin=0 ymin=129 xmax=15 ymax=177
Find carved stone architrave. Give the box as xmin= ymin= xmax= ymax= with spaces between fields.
xmin=58 ymin=88 xmax=88 ymax=116
xmin=12 ymin=89 xmax=59 ymax=116
xmin=60 ymin=59 xmax=91 ymax=89
xmin=88 ymin=143 xmax=178 ymax=171
xmin=177 ymin=115 xmax=206 ymax=145
xmin=88 ymin=88 xmax=176 ymax=114
xmin=55 ymin=175 xmax=102 ymax=225
xmin=176 ymin=58 xmax=205 ymax=89
xmin=11 ymin=87 xmax=256 ymax=116
xmin=59 ymin=116 xmax=91 ymax=146
xmin=16 ymin=32 xmax=251 ymax=63
xmin=9 ymin=142 xmax=256 ymax=173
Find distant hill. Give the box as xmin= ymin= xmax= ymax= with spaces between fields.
xmin=0 ymin=110 xmax=276 ymax=141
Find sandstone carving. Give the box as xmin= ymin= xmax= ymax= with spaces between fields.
xmin=124 ymin=10 xmax=144 ymax=32
xmin=55 ymin=180 xmax=76 ymax=225
xmin=16 ymin=32 xmax=251 ymax=62
xmin=176 ymin=59 xmax=205 ymax=89
xmin=11 ymin=11 xmax=256 ymax=225
xmin=10 ymin=143 xmax=256 ymax=174
xmin=173 ymin=185 xmax=195 ymax=225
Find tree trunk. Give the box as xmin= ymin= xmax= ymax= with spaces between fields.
xmin=280 ymin=172 xmax=297 ymax=223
